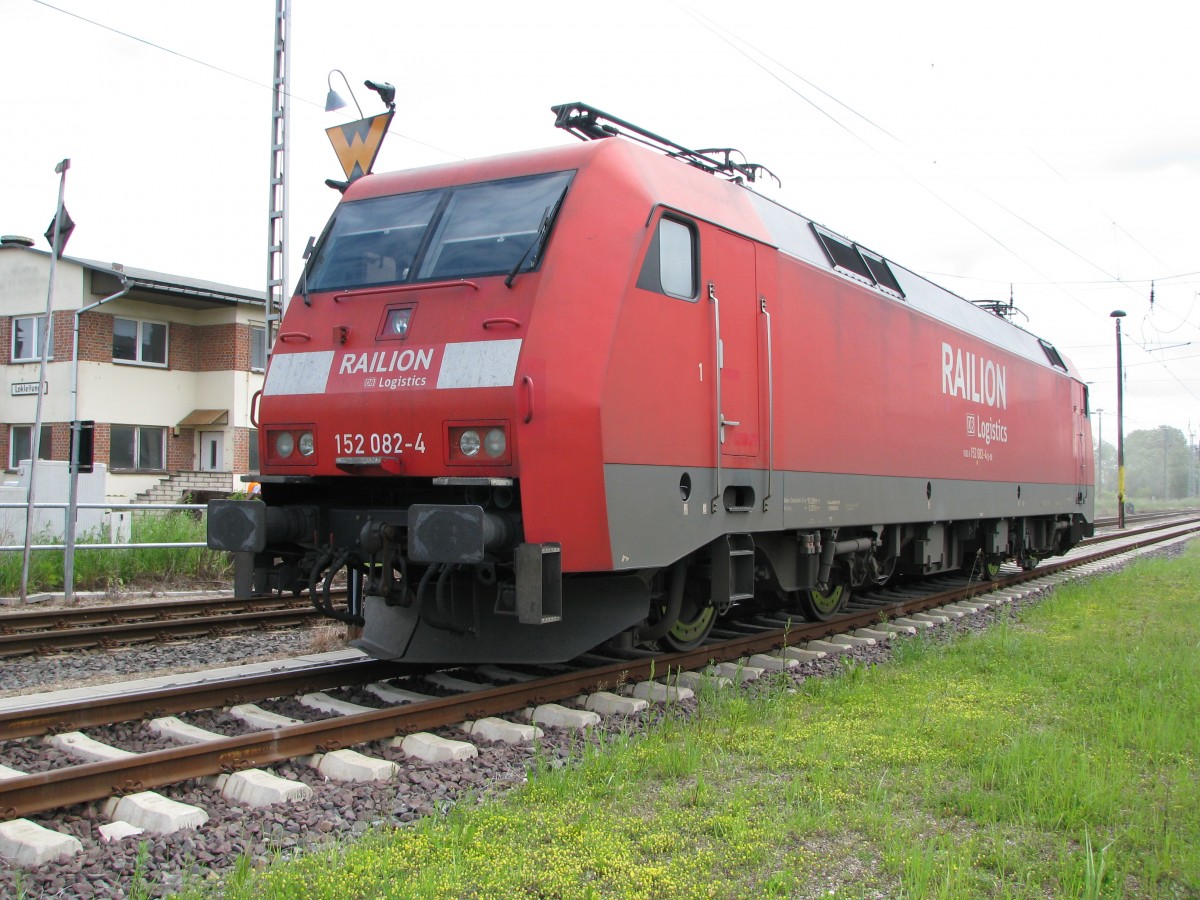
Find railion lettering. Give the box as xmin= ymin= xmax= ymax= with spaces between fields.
xmin=338 ymin=347 xmax=435 ymax=376
xmin=941 ymin=342 xmax=1006 ymax=410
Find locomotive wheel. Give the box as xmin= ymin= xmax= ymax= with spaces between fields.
xmin=982 ymin=556 xmax=1003 ymax=580
xmin=798 ymin=583 xmax=849 ymax=622
xmin=658 ymin=598 xmax=716 ymax=651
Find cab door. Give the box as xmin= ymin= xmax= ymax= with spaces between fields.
xmin=709 ymin=229 xmax=760 ymax=461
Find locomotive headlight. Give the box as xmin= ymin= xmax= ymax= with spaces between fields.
xmin=484 ymin=427 xmax=506 ymax=458
xmin=298 ymin=431 xmax=315 ymax=456
xmin=459 ymin=429 xmax=481 ymax=457
xmin=275 ymin=432 xmax=295 ymax=458
xmin=384 ymin=307 xmax=412 ymax=337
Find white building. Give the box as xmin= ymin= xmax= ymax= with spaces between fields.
xmin=1 ymin=235 xmax=266 ymax=504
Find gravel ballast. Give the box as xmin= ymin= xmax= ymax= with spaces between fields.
xmin=0 ymin=544 xmax=1184 ymax=898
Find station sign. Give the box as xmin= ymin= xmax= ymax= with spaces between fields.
xmin=11 ymin=382 xmax=47 ymax=396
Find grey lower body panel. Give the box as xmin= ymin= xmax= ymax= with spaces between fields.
xmin=603 ymin=463 xmax=1091 ymax=570
xmin=353 ymin=575 xmax=650 ymax=664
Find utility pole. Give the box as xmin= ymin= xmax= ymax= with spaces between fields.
xmin=20 ymin=159 xmax=70 ymax=604
xmin=1111 ymin=310 xmax=1127 ymax=528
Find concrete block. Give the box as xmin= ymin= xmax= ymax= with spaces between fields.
xmin=930 ymin=606 xmax=966 ymax=619
xmin=910 ymin=612 xmax=953 ymax=625
xmin=779 ymin=647 xmax=827 ymax=663
xmin=219 ymin=769 xmax=313 ymax=807
xmin=365 ymin=682 xmax=436 ymax=705
xmin=0 ymin=818 xmax=83 ymax=866
xmin=854 ymin=627 xmax=896 ymax=641
xmin=47 ymin=731 xmax=136 ymax=763
xmin=631 ymin=680 xmax=697 ymax=702
xmin=99 ymin=821 xmax=145 ymax=843
xmin=315 ymin=748 xmax=398 ymax=782
xmin=474 ymin=664 xmax=538 ymax=683
xmin=584 ymin=691 xmax=650 ymax=715
xmin=804 ymin=639 xmax=852 ymax=655
xmin=942 ymin=603 xmax=982 ymax=615
xmin=299 ymin=691 xmax=377 ymax=716
xmin=108 ymin=791 xmax=209 ymax=835
xmin=711 ymin=662 xmax=764 ymax=682
xmin=463 ymin=717 xmax=543 ymax=743
xmin=747 ymin=653 xmax=800 ymax=671
xmin=393 ymin=732 xmax=479 ymax=762
xmin=673 ymin=671 xmax=733 ymax=693
xmin=148 ymin=716 xmax=226 ymax=744
xmin=0 ymin=762 xmax=27 ymax=780
xmin=529 ymin=703 xmax=601 ymax=730
xmin=891 ymin=617 xmax=935 ymax=630
xmin=830 ymin=634 xmax=876 ymax=648
xmin=953 ymin=600 xmax=995 ymax=611
xmin=227 ymin=703 xmax=303 ymax=729
xmin=424 ymin=672 xmax=488 ymax=693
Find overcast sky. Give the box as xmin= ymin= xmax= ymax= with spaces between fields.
xmin=4 ymin=0 xmax=1197 ymax=441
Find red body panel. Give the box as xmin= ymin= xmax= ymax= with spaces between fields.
xmin=259 ymin=137 xmax=1091 ymax=579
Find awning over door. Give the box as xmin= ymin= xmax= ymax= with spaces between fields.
xmin=177 ymin=409 xmax=228 ymax=427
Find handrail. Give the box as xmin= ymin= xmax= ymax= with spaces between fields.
xmin=709 ymin=282 xmax=723 ymax=513
xmin=334 ymin=280 xmax=479 ymax=302
xmin=522 ymin=374 xmax=535 ymax=424
xmin=483 ymin=317 xmax=522 ymax=330
xmin=761 ymin=295 xmax=774 ymax=513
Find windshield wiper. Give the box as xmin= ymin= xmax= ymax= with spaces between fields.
xmin=505 ymin=187 xmax=567 ymax=289
xmin=300 ymin=235 xmax=316 ymax=306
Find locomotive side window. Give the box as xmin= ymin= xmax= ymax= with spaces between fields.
xmin=1038 ymin=338 xmax=1068 ymax=371
xmin=636 ymin=216 xmax=698 ymax=301
xmin=811 ymin=223 xmax=905 ymax=299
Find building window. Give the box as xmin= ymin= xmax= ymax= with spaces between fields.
xmin=113 ymin=317 xmax=168 ymax=366
xmin=11 ymin=315 xmax=52 ymax=362
xmin=9 ymin=424 xmax=52 ymax=469
xmin=248 ymin=428 xmax=260 ymax=473
xmin=250 ymin=325 xmax=267 ymax=371
xmin=110 ymin=425 xmax=166 ymax=471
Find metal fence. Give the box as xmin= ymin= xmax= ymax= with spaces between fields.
xmin=0 ymin=502 xmax=207 ymax=552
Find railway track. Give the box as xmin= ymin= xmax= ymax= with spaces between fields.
xmin=2 ymin=511 xmax=1190 ymax=661
xmin=2 ymin=514 xmax=1197 ymax=830
xmin=0 ymin=592 xmax=346 ymax=658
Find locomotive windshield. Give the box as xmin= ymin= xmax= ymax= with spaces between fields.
xmin=306 ymin=171 xmax=573 ymax=292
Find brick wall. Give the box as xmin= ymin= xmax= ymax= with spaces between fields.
xmin=197 ymin=322 xmax=238 ymax=371
xmin=168 ymin=321 xmax=199 ymax=371
xmin=168 ymin=428 xmax=194 ymax=470
xmin=77 ymin=314 xmax=112 ymax=363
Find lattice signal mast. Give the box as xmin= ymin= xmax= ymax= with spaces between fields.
xmin=265 ymin=0 xmax=291 ymax=359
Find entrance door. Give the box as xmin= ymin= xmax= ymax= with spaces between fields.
xmin=710 ymin=231 xmax=760 ymax=460
xmin=199 ymin=432 xmax=224 ymax=471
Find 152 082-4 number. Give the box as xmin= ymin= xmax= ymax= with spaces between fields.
xmin=334 ymin=432 xmax=425 ymax=455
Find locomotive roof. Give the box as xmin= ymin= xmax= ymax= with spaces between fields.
xmin=348 ymin=139 xmax=1080 ymax=381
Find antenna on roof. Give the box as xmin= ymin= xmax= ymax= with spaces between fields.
xmin=971 ymin=284 xmax=1027 ymax=322
xmin=551 ymin=102 xmax=780 ymax=187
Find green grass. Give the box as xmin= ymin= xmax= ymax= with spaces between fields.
xmin=195 ymin=545 xmax=1200 ymax=898
xmin=0 ymin=511 xmax=232 ymax=595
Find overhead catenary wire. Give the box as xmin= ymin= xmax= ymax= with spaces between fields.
xmin=28 ymin=0 xmax=463 ymax=161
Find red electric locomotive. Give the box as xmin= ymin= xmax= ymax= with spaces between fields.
xmin=208 ymin=103 xmax=1094 ymax=663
